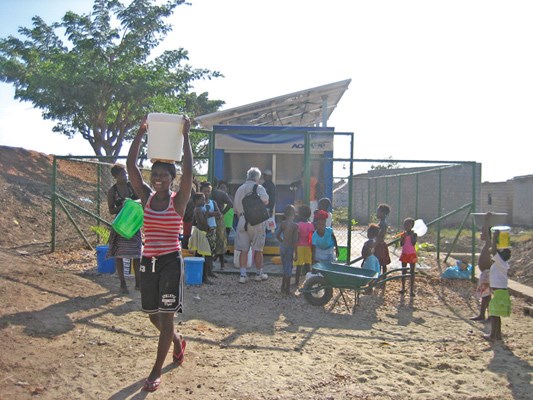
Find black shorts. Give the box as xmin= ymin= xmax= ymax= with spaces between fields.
xmin=140 ymin=251 xmax=184 ymax=314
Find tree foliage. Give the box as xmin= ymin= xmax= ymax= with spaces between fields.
xmin=371 ymin=156 xmax=400 ymax=170
xmin=0 ymin=0 xmax=224 ymax=157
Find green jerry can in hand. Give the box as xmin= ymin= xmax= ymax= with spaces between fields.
xmin=112 ymin=199 xmax=143 ymax=239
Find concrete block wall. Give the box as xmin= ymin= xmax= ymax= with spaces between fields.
xmin=335 ymin=163 xmax=481 ymax=230
xmin=332 ymin=181 xmax=349 ymax=208
xmin=511 ymin=175 xmax=533 ymax=226
xmin=479 ymin=181 xmax=513 ymax=225
xmin=334 ymin=164 xmax=533 ymax=228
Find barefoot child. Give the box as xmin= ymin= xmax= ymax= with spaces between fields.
xmin=276 ymin=205 xmax=299 ymax=294
xmin=471 ymin=215 xmax=493 ymax=321
xmin=294 ymin=205 xmax=314 ymax=286
xmin=375 ymin=204 xmax=392 ymax=275
xmin=400 ymin=217 xmax=417 ymax=296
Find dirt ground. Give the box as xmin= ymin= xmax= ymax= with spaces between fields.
xmin=0 ymin=145 xmax=532 ymax=399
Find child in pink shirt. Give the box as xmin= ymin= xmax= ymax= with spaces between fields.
xmin=399 ymin=217 xmax=418 ymax=296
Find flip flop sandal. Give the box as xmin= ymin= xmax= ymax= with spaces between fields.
xmin=142 ymin=377 xmax=161 ymax=392
xmin=173 ymin=339 xmax=187 ymax=365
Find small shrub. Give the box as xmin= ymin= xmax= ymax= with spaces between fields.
xmin=331 ymin=207 xmax=358 ymax=226
xmin=90 ymin=225 xmax=110 ymax=244
xmin=416 ymin=242 xmax=436 ymax=252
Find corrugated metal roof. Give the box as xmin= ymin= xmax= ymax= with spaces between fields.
xmin=195 ymin=79 xmax=351 ymax=129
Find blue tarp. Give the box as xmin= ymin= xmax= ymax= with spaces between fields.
xmin=441 ymin=263 xmax=473 ymax=280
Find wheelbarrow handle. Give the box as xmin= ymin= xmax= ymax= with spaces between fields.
xmin=371 ymin=273 xmax=412 ymax=288
xmin=380 ymin=267 xmax=410 ymax=278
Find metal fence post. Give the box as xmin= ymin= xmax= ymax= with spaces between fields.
xmin=51 ymin=156 xmax=57 ymax=252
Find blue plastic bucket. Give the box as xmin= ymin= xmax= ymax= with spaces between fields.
xmin=96 ymin=245 xmax=116 ymax=274
xmin=184 ymin=257 xmax=204 ymax=285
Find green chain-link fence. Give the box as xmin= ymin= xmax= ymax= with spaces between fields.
xmin=52 ymin=156 xmax=132 ymax=251
xmin=331 ymin=159 xmax=481 ymax=275
xmin=51 ymin=135 xmax=481 ymax=278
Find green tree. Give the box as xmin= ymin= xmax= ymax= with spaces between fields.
xmin=0 ymin=0 xmax=224 ymax=157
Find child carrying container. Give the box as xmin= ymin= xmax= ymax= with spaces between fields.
xmin=471 ymin=215 xmax=493 ymax=321
xmin=399 ymin=217 xmax=417 ymax=296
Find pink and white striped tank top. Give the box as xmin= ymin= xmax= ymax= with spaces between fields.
xmin=143 ymin=192 xmax=183 ymax=257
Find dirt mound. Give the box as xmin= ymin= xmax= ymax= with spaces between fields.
xmin=0 ymin=146 xmax=107 ymax=253
xmin=0 ymin=146 xmax=54 ymax=251
xmin=509 ymin=238 xmax=533 ymax=286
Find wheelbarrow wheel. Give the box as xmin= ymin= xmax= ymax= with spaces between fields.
xmin=302 ymin=276 xmax=333 ymax=306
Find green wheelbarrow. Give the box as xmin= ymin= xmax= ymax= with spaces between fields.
xmin=300 ymin=262 xmax=411 ymax=313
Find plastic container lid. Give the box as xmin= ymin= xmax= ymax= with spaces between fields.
xmin=491 ymin=225 xmax=511 ymax=232
xmin=184 ymin=257 xmax=205 ymax=262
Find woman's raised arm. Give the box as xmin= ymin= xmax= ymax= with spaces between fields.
xmin=127 ymin=117 xmax=150 ymax=206
xmin=174 ymin=116 xmax=193 ymax=216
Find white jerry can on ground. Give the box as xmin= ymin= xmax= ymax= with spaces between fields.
xmin=233 ymin=249 xmax=254 ymax=268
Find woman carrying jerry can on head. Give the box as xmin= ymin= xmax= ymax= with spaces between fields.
xmin=485 ymin=226 xmax=512 ymax=342
xmin=127 ymin=114 xmax=192 ymax=392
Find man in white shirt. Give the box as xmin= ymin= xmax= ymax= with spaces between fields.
xmin=233 ymin=167 xmax=269 ymax=283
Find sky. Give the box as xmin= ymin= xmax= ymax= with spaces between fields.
xmin=1 ymin=0 xmax=532 ymax=182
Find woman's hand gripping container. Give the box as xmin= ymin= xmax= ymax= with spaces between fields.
xmin=112 ymin=199 xmax=144 ymax=239
xmin=147 ymin=113 xmax=185 ymax=163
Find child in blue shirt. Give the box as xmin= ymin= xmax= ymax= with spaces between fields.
xmin=312 ymin=210 xmax=338 ymax=263
xmin=361 ymin=223 xmax=381 ymax=275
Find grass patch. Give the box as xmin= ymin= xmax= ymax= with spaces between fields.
xmin=90 ymin=225 xmax=110 ymax=244
xmin=511 ymin=229 xmax=533 ymax=244
xmin=332 ymin=207 xmax=360 ymax=228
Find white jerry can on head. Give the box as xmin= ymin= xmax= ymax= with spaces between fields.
xmin=147 ymin=113 xmax=185 ymax=163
